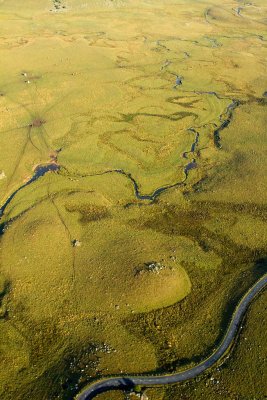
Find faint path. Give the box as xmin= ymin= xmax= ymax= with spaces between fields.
xmin=76 ymin=273 xmax=267 ymax=400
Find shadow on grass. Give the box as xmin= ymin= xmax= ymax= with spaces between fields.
xmin=159 ymin=256 xmax=267 ymax=373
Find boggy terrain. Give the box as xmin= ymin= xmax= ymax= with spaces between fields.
xmin=0 ymin=0 xmax=266 ymax=399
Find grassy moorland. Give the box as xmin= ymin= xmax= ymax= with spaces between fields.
xmin=129 ymin=290 xmax=266 ymax=400
xmin=0 ymin=1 xmax=266 ymax=399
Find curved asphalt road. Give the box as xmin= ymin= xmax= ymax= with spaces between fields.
xmin=76 ymin=273 xmax=267 ymax=400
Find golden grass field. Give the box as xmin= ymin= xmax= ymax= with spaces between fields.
xmin=0 ymin=0 xmax=266 ymax=399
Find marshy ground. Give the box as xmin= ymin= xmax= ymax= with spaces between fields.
xmin=0 ymin=0 xmax=266 ymax=399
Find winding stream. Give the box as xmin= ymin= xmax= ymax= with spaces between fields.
xmin=0 ymin=94 xmax=263 ymax=399
xmin=0 ymin=95 xmax=239 ymax=219
xmin=67 ymin=96 xmax=238 ymax=201
xmin=0 ymin=163 xmax=59 ymax=219
xmin=214 ymin=100 xmax=240 ymax=149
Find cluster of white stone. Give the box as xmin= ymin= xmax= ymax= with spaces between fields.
xmin=0 ymin=171 xmax=6 ymax=180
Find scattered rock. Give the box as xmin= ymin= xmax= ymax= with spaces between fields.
xmin=174 ymin=75 xmax=183 ymax=88
xmin=0 ymin=171 xmax=6 ymax=180
xmin=135 ymin=261 xmax=166 ymax=276
xmin=51 ymin=0 xmax=66 ymax=11
xmin=72 ymin=239 xmax=81 ymax=247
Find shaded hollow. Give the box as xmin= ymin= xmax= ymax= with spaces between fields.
xmin=29 ymin=118 xmax=46 ymax=128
